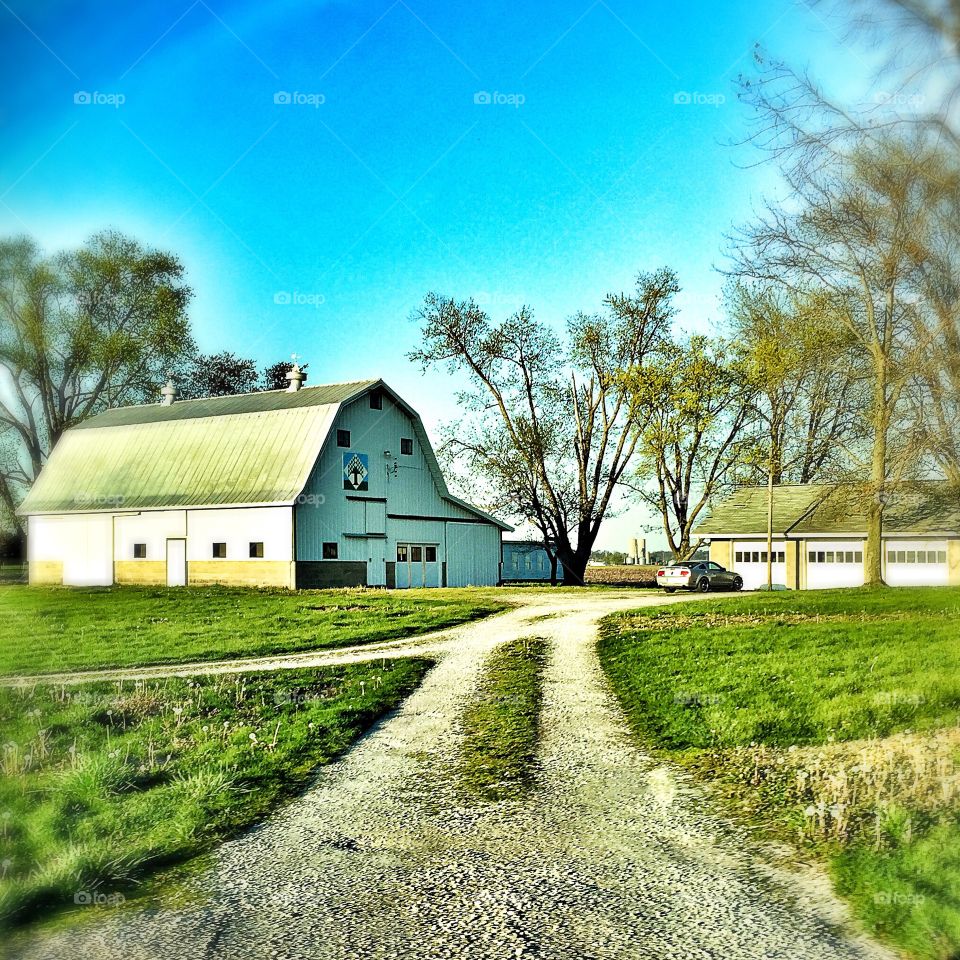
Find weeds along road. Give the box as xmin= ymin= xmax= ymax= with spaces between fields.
xmin=11 ymin=591 xmax=895 ymax=960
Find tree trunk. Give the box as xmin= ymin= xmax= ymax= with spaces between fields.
xmin=766 ymin=449 xmax=775 ymax=590
xmin=865 ymin=364 xmax=889 ymax=586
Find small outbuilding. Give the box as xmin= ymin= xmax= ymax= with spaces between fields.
xmin=696 ymin=483 xmax=960 ymax=590
xmin=501 ymin=540 xmax=554 ymax=582
xmin=19 ymin=377 xmax=511 ymax=589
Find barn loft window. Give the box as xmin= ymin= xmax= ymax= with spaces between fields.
xmin=249 ymin=542 xmax=264 ymax=558
xmin=212 ymin=542 xmax=227 ymax=558
xmin=425 ymin=546 xmax=437 ymax=563
xmin=400 ymin=437 xmax=413 ymax=455
xmin=133 ymin=543 xmax=146 ymax=559
xmin=322 ymin=542 xmax=338 ymax=560
xmin=337 ymin=429 xmax=350 ymax=447
xmin=369 ymin=391 xmax=383 ymax=410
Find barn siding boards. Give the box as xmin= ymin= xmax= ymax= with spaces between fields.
xmin=295 ymin=561 xmax=366 ymax=589
xmin=446 ymin=522 xmax=501 ymax=587
xmin=293 ymin=391 xmax=506 ymax=587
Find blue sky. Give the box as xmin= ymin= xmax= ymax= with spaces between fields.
xmin=0 ymin=0 xmax=877 ymax=548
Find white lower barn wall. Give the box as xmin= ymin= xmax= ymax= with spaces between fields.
xmin=28 ymin=514 xmax=114 ymax=586
xmin=186 ymin=506 xmax=294 ymax=588
xmin=30 ymin=506 xmax=295 ymax=588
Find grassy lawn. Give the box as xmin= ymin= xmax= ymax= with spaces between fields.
xmin=598 ymin=586 xmax=960 ymax=960
xmin=458 ymin=636 xmax=549 ymax=802
xmin=0 ymin=657 xmax=433 ymax=931
xmin=0 ymin=585 xmax=509 ymax=676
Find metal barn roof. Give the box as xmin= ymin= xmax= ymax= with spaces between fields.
xmin=19 ymin=379 xmax=511 ymax=529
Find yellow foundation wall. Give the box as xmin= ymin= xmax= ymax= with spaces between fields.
xmin=949 ymin=541 xmax=960 ymax=586
xmin=30 ymin=560 xmax=63 ymax=585
xmin=188 ymin=561 xmax=294 ymax=589
xmin=785 ymin=541 xmax=800 ymax=590
xmin=709 ymin=540 xmax=732 ymax=568
xmin=114 ymin=561 xmax=167 ymax=586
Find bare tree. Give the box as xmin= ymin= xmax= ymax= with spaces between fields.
xmin=410 ymin=269 xmax=678 ymax=585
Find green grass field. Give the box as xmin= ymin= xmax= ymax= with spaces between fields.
xmin=458 ymin=636 xmax=549 ymax=802
xmin=0 ymin=658 xmax=433 ymax=931
xmin=0 ymin=585 xmax=509 ymax=676
xmin=599 ymin=586 xmax=960 ymax=960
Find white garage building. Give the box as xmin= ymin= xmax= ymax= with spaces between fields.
xmin=19 ymin=377 xmax=511 ymax=589
xmin=696 ymin=483 xmax=960 ymax=590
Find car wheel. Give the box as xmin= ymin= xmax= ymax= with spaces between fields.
xmin=697 ymin=577 xmax=711 ymax=593
xmin=732 ymin=576 xmax=743 ymax=591
xmin=664 ymin=587 xmax=676 ymax=594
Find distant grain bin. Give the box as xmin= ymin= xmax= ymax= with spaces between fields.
xmin=628 ymin=537 xmax=646 ymax=564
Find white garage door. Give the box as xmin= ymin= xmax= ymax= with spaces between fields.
xmin=733 ymin=541 xmax=786 ymax=590
xmin=885 ymin=541 xmax=948 ymax=587
xmin=806 ymin=541 xmax=864 ymax=590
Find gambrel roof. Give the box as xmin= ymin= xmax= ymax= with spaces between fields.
xmin=19 ymin=379 xmax=511 ymax=529
xmin=695 ymin=482 xmax=960 ymax=538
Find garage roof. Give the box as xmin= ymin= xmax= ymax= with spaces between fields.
xmin=695 ymin=482 xmax=960 ymax=537
xmin=792 ymin=483 xmax=960 ymax=535
xmin=694 ymin=485 xmax=830 ymax=536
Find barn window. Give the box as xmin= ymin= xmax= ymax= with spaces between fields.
xmin=512 ymin=554 xmax=519 ymax=569
xmin=855 ymin=551 xmax=863 ymax=563
xmin=425 ymin=546 xmax=437 ymax=563
xmin=133 ymin=543 xmax=147 ymax=559
xmin=400 ymin=437 xmax=413 ymax=455
xmin=916 ymin=550 xmax=927 ymax=564
xmin=337 ymin=429 xmax=350 ymax=448
xmin=322 ymin=542 xmax=338 ymax=560
xmin=937 ymin=550 xmax=947 ymax=563
xmin=212 ymin=542 xmax=227 ymax=558
xmin=369 ymin=391 xmax=383 ymax=410
xmin=397 ymin=544 xmax=408 ymax=562
xmin=777 ymin=551 xmax=786 ymax=563
xmin=411 ymin=546 xmax=423 ymax=562
xmin=249 ymin=541 xmax=264 ymax=558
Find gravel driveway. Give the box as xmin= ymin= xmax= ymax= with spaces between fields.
xmin=9 ymin=592 xmax=893 ymax=960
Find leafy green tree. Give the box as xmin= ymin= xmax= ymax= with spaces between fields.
xmin=627 ymin=336 xmax=757 ymax=560
xmin=261 ymin=359 xmax=309 ymax=392
xmin=0 ymin=232 xmax=193 ymax=529
xmin=175 ymin=352 xmax=259 ymax=400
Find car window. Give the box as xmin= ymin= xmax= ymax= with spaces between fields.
xmin=708 ymin=562 xmax=722 ymax=570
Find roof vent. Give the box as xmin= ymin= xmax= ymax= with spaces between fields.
xmin=160 ymin=379 xmax=177 ymax=406
xmin=286 ymin=357 xmax=306 ymax=392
